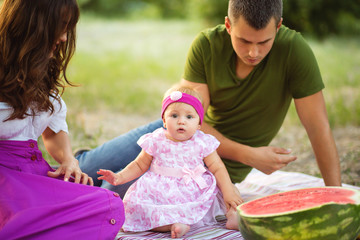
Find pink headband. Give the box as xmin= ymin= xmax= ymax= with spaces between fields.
xmin=161 ymin=91 xmax=204 ymax=124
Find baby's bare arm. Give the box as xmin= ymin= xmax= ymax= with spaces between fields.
xmin=97 ymin=150 xmax=152 ymax=185
xmin=204 ymin=151 xmax=243 ymax=210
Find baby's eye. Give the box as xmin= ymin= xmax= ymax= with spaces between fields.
xmin=186 ymin=115 xmax=193 ymax=119
xmin=171 ymin=114 xmax=178 ymax=118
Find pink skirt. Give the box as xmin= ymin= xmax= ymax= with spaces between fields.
xmin=0 ymin=140 xmax=125 ymax=240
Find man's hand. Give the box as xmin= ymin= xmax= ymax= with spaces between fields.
xmin=248 ymin=146 xmax=297 ymax=174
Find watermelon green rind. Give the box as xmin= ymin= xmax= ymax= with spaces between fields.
xmin=238 ymin=203 xmax=360 ymax=240
xmin=237 ymin=187 xmax=360 ymax=240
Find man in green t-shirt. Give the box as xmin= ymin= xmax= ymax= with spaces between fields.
xmin=76 ymin=0 xmax=341 ymax=197
xmin=181 ymin=0 xmax=341 ymax=186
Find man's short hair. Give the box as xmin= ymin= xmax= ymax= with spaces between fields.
xmin=228 ymin=0 xmax=283 ymax=29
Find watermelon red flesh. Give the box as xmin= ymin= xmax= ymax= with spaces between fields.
xmin=239 ymin=187 xmax=357 ymax=216
xmin=237 ymin=187 xmax=360 ymax=240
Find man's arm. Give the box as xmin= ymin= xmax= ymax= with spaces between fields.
xmin=181 ymin=79 xmax=297 ymax=174
xmin=294 ymin=91 xmax=341 ymax=186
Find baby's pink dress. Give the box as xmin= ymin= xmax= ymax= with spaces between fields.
xmin=122 ymin=128 xmax=225 ymax=232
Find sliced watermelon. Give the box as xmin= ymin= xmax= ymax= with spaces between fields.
xmin=237 ymin=187 xmax=360 ymax=240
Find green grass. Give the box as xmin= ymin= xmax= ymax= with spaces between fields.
xmin=316 ymin=37 xmax=360 ymax=126
xmin=64 ymin=16 xmax=206 ymax=115
xmin=65 ymin=17 xmax=360 ymax=126
xmin=42 ymin=17 xmax=360 ymax=166
xmin=286 ymin=36 xmax=360 ymax=126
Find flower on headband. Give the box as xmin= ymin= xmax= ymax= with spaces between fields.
xmin=170 ymin=91 xmax=182 ymax=101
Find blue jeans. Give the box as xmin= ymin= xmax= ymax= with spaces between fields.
xmin=76 ymin=119 xmax=163 ymax=198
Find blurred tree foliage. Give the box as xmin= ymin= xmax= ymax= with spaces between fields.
xmin=78 ymin=0 xmax=360 ymax=37
xmin=282 ymin=0 xmax=360 ymax=38
xmin=78 ymin=0 xmax=187 ymax=19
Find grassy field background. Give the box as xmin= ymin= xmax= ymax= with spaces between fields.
xmin=42 ymin=16 xmax=360 ymax=186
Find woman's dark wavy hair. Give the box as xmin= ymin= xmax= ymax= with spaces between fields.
xmin=0 ymin=0 xmax=79 ymax=120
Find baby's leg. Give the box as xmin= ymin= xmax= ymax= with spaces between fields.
xmin=152 ymin=225 xmax=171 ymax=232
xmin=225 ymin=208 xmax=239 ymax=230
xmin=152 ymin=223 xmax=190 ymax=239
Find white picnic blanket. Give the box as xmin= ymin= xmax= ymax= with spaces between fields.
xmin=116 ymin=169 xmax=360 ymax=240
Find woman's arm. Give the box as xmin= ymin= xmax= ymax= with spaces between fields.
xmin=42 ymin=127 xmax=93 ymax=185
xmin=97 ymin=150 xmax=152 ymax=186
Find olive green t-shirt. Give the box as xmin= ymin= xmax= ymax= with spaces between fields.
xmin=182 ymin=25 xmax=324 ymax=183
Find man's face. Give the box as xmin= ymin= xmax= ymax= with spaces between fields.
xmin=225 ymin=16 xmax=282 ymax=67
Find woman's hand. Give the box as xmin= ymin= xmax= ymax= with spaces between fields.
xmin=42 ymin=128 xmax=93 ymax=185
xmin=47 ymin=157 xmax=94 ymax=186
xmin=97 ymin=169 xmax=122 ymax=186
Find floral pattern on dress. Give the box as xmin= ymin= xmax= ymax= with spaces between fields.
xmin=122 ymin=128 xmax=224 ymax=232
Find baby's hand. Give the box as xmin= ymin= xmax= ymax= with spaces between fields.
xmin=97 ymin=169 xmax=121 ymax=186
xmin=223 ymin=190 xmax=244 ymax=211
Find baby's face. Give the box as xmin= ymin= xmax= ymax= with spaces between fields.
xmin=163 ymin=102 xmax=201 ymax=142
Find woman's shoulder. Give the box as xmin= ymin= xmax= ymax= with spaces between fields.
xmin=49 ymin=95 xmax=66 ymax=112
xmin=0 ymin=102 xmax=11 ymax=109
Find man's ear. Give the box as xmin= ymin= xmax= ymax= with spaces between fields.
xmin=225 ymin=16 xmax=232 ymax=35
xmin=276 ymin=17 xmax=283 ymax=32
